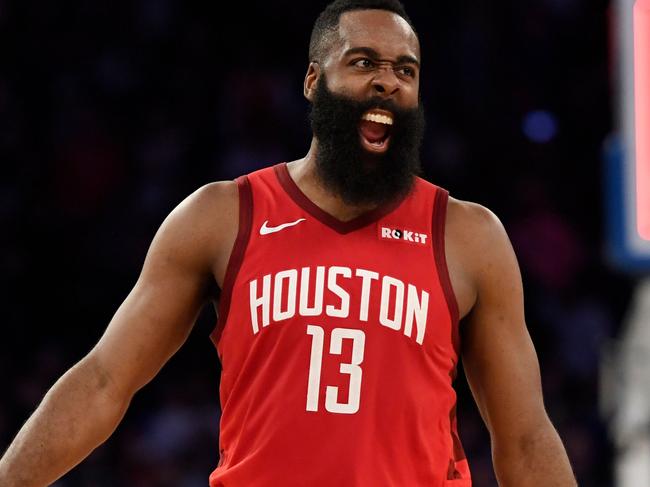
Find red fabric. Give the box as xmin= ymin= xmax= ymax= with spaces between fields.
xmin=210 ymin=163 xmax=469 ymax=487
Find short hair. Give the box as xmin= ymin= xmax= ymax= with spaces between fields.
xmin=309 ymin=0 xmax=417 ymax=63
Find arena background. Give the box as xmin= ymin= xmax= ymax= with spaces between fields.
xmin=0 ymin=0 xmax=637 ymax=485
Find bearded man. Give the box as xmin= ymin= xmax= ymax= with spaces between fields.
xmin=0 ymin=1 xmax=576 ymax=486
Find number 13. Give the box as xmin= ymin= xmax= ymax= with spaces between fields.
xmin=305 ymin=325 xmax=366 ymax=414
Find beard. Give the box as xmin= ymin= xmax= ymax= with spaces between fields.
xmin=308 ymin=74 xmax=425 ymax=206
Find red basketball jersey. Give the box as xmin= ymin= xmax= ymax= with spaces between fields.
xmin=209 ymin=163 xmax=471 ymax=487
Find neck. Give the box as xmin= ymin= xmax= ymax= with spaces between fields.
xmin=286 ymin=139 xmax=379 ymax=222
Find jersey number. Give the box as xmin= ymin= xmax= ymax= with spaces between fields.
xmin=305 ymin=325 xmax=365 ymax=414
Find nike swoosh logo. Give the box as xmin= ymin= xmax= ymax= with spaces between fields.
xmin=260 ymin=218 xmax=306 ymax=235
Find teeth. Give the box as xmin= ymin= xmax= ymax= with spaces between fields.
xmin=362 ymin=113 xmax=394 ymax=125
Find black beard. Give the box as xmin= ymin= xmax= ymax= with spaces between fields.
xmin=309 ymin=74 xmax=425 ymax=206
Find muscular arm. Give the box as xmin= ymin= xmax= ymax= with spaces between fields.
xmin=0 ymin=181 xmax=238 ymax=487
xmin=448 ymin=200 xmax=576 ymax=486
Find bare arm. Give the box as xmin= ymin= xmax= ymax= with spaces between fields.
xmin=0 ymin=181 xmax=238 ymax=487
xmin=449 ymin=201 xmax=576 ymax=486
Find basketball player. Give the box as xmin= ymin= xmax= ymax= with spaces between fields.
xmin=0 ymin=1 xmax=577 ymax=485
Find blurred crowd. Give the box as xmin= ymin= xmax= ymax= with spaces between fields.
xmin=0 ymin=0 xmax=634 ymax=485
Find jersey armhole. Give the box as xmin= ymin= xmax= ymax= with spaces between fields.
xmin=432 ymin=188 xmax=461 ymax=356
xmin=210 ymin=175 xmax=254 ymax=348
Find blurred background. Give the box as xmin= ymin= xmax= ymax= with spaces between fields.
xmin=0 ymin=0 xmax=645 ymax=485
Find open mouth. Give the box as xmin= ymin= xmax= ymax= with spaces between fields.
xmin=358 ymin=109 xmax=393 ymax=153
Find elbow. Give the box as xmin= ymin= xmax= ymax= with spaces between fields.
xmin=75 ymin=353 xmax=134 ymax=413
xmin=493 ymin=416 xmax=556 ymax=460
xmin=492 ymin=419 xmax=576 ymax=486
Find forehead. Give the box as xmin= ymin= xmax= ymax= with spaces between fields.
xmin=333 ymin=9 xmax=420 ymax=61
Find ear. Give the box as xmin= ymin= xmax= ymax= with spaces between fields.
xmin=304 ymin=62 xmax=320 ymax=102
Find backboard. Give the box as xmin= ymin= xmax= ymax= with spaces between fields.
xmin=606 ymin=0 xmax=650 ymax=273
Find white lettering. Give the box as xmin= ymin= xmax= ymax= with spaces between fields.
xmin=249 ymin=267 xmax=428 ymax=346
xmin=299 ymin=266 xmax=325 ymax=316
xmin=326 ymin=266 xmax=351 ymax=318
xmin=379 ymin=275 xmax=404 ymax=330
xmin=325 ymin=328 xmax=365 ymax=414
xmin=273 ymin=270 xmax=298 ymax=322
xmin=356 ymin=268 xmax=379 ymax=321
xmin=249 ymin=274 xmax=271 ymax=334
xmin=404 ymin=285 xmax=429 ymax=345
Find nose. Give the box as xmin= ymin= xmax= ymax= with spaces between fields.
xmin=371 ymin=67 xmax=399 ymax=97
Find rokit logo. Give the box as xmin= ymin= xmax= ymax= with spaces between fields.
xmin=379 ymin=226 xmax=429 ymax=245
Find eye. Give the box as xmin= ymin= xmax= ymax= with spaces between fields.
xmin=397 ymin=66 xmax=416 ymax=78
xmin=353 ymin=58 xmax=375 ymax=69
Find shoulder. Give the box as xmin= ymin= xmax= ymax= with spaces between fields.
xmin=445 ymin=196 xmax=518 ymax=290
xmin=164 ymin=180 xmax=239 ymax=239
xmin=149 ymin=181 xmax=240 ymax=279
xmin=446 ymin=196 xmax=505 ymax=241
xmin=417 ymin=179 xmax=503 ymax=239
xmin=176 ymin=180 xmax=239 ymax=217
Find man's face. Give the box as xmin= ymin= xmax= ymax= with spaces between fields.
xmin=318 ymin=9 xmax=421 ymax=117
xmin=307 ymin=9 xmax=424 ymax=206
